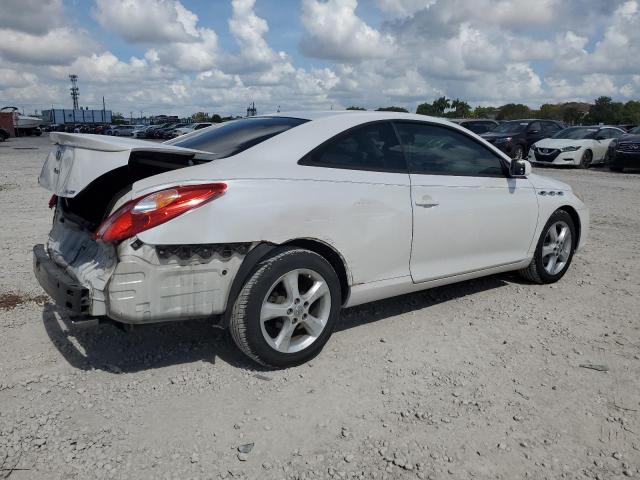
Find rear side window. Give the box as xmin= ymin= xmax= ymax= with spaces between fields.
xmin=299 ymin=121 xmax=406 ymax=173
xmin=461 ymin=121 xmax=496 ymax=134
xmin=394 ymin=122 xmax=505 ymax=177
xmin=168 ymin=117 xmax=308 ymax=158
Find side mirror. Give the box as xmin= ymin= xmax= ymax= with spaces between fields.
xmin=510 ymin=159 xmax=531 ymax=177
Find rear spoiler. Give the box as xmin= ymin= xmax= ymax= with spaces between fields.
xmin=40 ymin=133 xmax=214 ymax=198
xmin=50 ymin=132 xmax=212 ymax=156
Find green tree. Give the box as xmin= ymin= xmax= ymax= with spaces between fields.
xmin=211 ymin=114 xmax=222 ymax=123
xmin=586 ymin=96 xmax=623 ymax=124
xmin=473 ymin=106 xmax=498 ymax=119
xmin=376 ymin=106 xmax=409 ymax=112
xmin=346 ymin=106 xmax=366 ymax=110
xmin=563 ymin=106 xmax=584 ymax=125
xmin=416 ymin=102 xmax=436 ymax=115
xmin=192 ymin=112 xmax=210 ymax=122
xmin=621 ymin=100 xmax=640 ymax=124
xmin=450 ymin=99 xmax=471 ymax=118
xmin=496 ymin=103 xmax=531 ymax=120
xmin=432 ymin=96 xmax=451 ymax=116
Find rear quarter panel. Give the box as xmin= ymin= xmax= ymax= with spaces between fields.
xmin=136 ymin=176 xmax=413 ymax=286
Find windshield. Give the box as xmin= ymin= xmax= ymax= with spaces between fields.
xmin=167 ymin=117 xmax=308 ymax=157
xmin=630 ymin=126 xmax=640 ymax=134
xmin=492 ymin=121 xmax=528 ymax=134
xmin=552 ymin=127 xmax=597 ymax=139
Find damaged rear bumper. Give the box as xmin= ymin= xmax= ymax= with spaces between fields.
xmin=33 ymin=213 xmax=248 ymax=325
xmin=33 ymin=244 xmax=90 ymax=314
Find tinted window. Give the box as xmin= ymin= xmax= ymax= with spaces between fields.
xmin=553 ymin=127 xmax=598 ymax=139
xmin=528 ymin=122 xmax=542 ymax=132
xmin=543 ymin=121 xmax=561 ymax=133
xmin=395 ymin=122 xmax=505 ymax=177
xmin=300 ymin=121 xmax=406 ymax=172
xmin=461 ymin=121 xmax=496 ymax=134
xmin=493 ymin=121 xmax=528 ymax=134
xmin=602 ymin=128 xmax=623 ymax=139
xmin=168 ymin=117 xmax=307 ymax=158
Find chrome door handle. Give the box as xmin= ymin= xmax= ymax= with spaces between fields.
xmin=415 ymin=194 xmax=439 ymax=208
xmin=415 ymin=200 xmax=439 ymax=208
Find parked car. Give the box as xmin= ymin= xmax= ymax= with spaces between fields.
xmin=480 ymin=119 xmax=563 ymax=159
xmin=0 ymin=127 xmax=9 ymax=141
xmin=605 ymin=126 xmax=640 ymax=172
xmin=34 ymin=112 xmax=589 ymax=368
xmin=113 ymin=125 xmax=135 ymax=137
xmin=528 ymin=126 xmax=626 ymax=168
xmin=449 ymin=119 xmax=499 ymax=134
xmin=132 ymin=125 xmax=151 ymax=138
xmin=616 ymin=124 xmax=637 ymax=132
xmin=170 ymin=122 xmax=214 ymax=138
xmin=158 ymin=123 xmax=189 ymax=139
xmin=142 ymin=123 xmax=173 ymax=138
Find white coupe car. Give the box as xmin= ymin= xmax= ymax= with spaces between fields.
xmin=34 ymin=111 xmax=589 ymax=367
xmin=528 ymin=125 xmax=626 ymax=168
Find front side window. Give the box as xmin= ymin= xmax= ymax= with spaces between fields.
xmin=528 ymin=121 xmax=542 ymax=132
xmin=300 ymin=121 xmax=406 ymax=172
xmin=167 ymin=117 xmax=308 ymax=158
xmin=395 ymin=122 xmax=505 ymax=177
xmin=602 ymin=128 xmax=624 ymax=139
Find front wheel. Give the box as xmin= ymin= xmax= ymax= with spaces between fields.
xmin=579 ymin=149 xmax=592 ymax=169
xmin=230 ymin=247 xmax=341 ymax=368
xmin=519 ymin=210 xmax=576 ymax=284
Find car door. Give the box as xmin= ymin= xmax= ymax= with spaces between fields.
xmin=394 ymin=121 xmax=539 ymax=283
xmin=525 ymin=121 xmax=545 ymax=149
xmin=297 ymin=120 xmax=413 ymax=284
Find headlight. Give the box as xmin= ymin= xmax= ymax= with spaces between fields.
xmin=561 ymin=146 xmax=581 ymax=152
xmin=495 ymin=137 xmax=511 ymax=144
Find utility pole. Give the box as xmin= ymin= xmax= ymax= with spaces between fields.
xmin=69 ymin=74 xmax=79 ymax=109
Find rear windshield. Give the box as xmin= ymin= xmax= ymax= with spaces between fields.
xmin=167 ymin=116 xmax=308 ymax=158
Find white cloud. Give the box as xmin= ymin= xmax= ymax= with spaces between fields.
xmin=300 ymin=0 xmax=396 ymax=61
xmin=0 ymin=28 xmax=98 ymax=65
xmin=93 ymin=0 xmax=200 ymax=43
xmin=0 ymin=0 xmax=64 ymax=35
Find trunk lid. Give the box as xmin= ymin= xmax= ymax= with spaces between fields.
xmin=39 ymin=132 xmax=212 ymax=198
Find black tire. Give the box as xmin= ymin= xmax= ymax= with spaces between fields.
xmin=229 ymin=247 xmax=341 ymax=368
xmin=578 ymin=149 xmax=592 ymax=169
xmin=519 ymin=210 xmax=577 ymax=284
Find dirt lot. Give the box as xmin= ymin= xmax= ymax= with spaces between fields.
xmin=1 ymin=135 xmax=639 ymax=480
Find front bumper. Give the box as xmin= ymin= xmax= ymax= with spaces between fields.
xmin=609 ymin=150 xmax=640 ymax=168
xmin=528 ymin=149 xmax=580 ymax=165
xmin=33 ymin=244 xmax=90 ymax=314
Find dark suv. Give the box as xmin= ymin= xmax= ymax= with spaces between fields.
xmin=606 ymin=126 xmax=640 ymax=172
xmin=480 ymin=119 xmax=563 ymax=159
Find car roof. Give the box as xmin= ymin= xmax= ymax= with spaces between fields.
xmin=261 ymin=110 xmax=461 ymax=127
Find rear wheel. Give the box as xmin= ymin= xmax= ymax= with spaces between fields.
xmin=579 ymin=149 xmax=592 ymax=169
xmin=519 ymin=210 xmax=576 ymax=284
xmin=230 ymin=247 xmax=341 ymax=368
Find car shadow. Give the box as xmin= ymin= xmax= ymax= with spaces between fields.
xmin=43 ymin=273 xmax=518 ymax=373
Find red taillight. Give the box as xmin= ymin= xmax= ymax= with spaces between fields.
xmin=95 ymin=183 xmax=227 ymax=243
xmin=48 ymin=194 xmax=58 ymax=209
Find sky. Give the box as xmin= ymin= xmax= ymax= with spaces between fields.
xmin=1 ymin=0 xmax=639 ymax=118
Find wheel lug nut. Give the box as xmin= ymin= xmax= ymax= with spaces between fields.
xmin=294 ymin=298 xmax=300 ymax=304
xmin=303 ymin=301 xmax=309 ymax=307
xmin=287 ymin=308 xmax=293 ymax=315
xmin=302 ymin=313 xmax=307 ymax=319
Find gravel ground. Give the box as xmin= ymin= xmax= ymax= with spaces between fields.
xmin=1 ymin=135 xmax=639 ymax=480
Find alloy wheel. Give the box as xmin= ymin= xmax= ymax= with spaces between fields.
xmin=259 ymin=269 xmax=332 ymax=354
xmin=541 ymin=221 xmax=572 ymax=275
